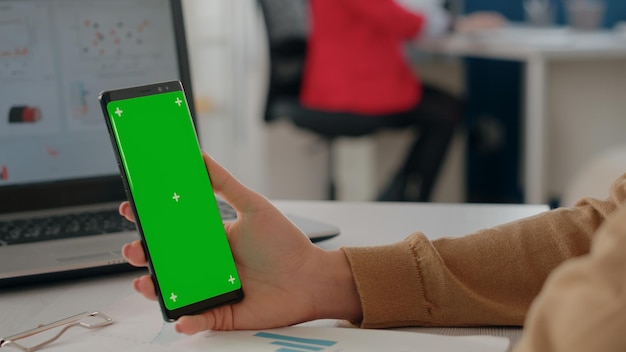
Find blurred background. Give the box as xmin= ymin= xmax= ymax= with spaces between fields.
xmin=182 ymin=0 xmax=626 ymax=207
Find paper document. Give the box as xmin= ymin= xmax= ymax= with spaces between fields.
xmin=184 ymin=326 xmax=509 ymax=352
xmin=51 ymin=293 xmax=509 ymax=351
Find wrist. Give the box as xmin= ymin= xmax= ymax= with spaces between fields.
xmin=311 ymin=249 xmax=362 ymax=322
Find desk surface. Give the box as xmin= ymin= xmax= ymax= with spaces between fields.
xmin=415 ymin=25 xmax=626 ymax=61
xmin=413 ymin=25 xmax=626 ymax=205
xmin=0 ymin=201 xmax=549 ymax=351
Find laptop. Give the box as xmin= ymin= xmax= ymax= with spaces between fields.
xmin=0 ymin=0 xmax=339 ymax=287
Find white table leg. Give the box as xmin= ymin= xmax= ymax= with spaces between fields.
xmin=524 ymin=56 xmax=548 ymax=204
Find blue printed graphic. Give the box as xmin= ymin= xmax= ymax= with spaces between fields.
xmin=254 ymin=331 xmax=337 ymax=352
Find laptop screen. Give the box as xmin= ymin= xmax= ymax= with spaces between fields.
xmin=0 ymin=0 xmax=194 ymax=213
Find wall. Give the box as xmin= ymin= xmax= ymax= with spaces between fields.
xmin=182 ymin=0 xmax=268 ymax=194
xmin=548 ymin=59 xmax=626 ymax=199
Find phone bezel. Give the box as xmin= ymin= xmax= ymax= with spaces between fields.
xmin=99 ymin=81 xmax=243 ymax=321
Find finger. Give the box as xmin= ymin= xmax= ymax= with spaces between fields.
xmin=175 ymin=314 xmax=213 ymax=335
xmin=202 ymin=152 xmax=268 ymax=212
xmin=122 ymin=240 xmax=147 ymax=267
xmin=133 ymin=275 xmax=158 ymax=301
xmin=119 ymin=202 xmax=135 ymax=222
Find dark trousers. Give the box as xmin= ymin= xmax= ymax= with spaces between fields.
xmin=375 ymin=84 xmax=463 ymax=202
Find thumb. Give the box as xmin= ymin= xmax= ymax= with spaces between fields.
xmin=202 ymin=152 xmax=267 ymax=213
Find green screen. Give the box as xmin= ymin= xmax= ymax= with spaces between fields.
xmin=106 ymin=90 xmax=240 ymax=311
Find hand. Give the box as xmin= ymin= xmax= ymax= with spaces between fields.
xmin=454 ymin=11 xmax=508 ymax=33
xmin=120 ymin=152 xmax=361 ymax=334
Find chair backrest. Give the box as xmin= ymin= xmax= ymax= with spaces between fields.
xmin=257 ymin=0 xmax=309 ymax=122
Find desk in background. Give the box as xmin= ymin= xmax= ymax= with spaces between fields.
xmin=0 ymin=200 xmax=549 ymax=351
xmin=415 ymin=26 xmax=626 ymax=204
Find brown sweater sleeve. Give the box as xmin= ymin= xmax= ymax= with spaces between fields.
xmin=342 ymin=173 xmax=626 ymax=328
xmin=513 ymin=203 xmax=626 ymax=352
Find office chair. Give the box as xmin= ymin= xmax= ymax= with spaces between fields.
xmin=257 ymin=0 xmax=462 ymax=201
xmin=257 ymin=0 xmax=399 ymax=200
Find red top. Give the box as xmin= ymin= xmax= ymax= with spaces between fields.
xmin=300 ymin=0 xmax=425 ymax=115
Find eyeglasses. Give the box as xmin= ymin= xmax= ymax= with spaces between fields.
xmin=0 ymin=311 xmax=112 ymax=352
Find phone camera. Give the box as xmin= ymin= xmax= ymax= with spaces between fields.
xmin=157 ymin=86 xmax=163 ymax=92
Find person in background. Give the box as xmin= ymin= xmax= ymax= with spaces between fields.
xmin=300 ymin=0 xmax=506 ymax=202
xmin=122 ymin=153 xmax=626 ymax=352
xmin=398 ymin=0 xmax=508 ymax=35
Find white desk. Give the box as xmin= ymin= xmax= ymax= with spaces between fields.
xmin=0 ymin=201 xmax=548 ymax=351
xmin=414 ymin=26 xmax=626 ymax=204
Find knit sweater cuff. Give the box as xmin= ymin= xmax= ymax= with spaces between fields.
xmin=342 ymin=234 xmax=433 ymax=328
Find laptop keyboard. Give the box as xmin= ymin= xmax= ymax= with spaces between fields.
xmin=0 ymin=199 xmax=237 ymax=246
xmin=0 ymin=210 xmax=135 ymax=246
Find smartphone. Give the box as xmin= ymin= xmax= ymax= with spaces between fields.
xmin=99 ymin=81 xmax=243 ymax=321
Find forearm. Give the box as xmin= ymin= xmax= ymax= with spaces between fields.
xmin=342 ymin=174 xmax=626 ymax=328
xmin=425 ymin=205 xmax=601 ymax=325
xmin=397 ymin=0 xmax=451 ymax=38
